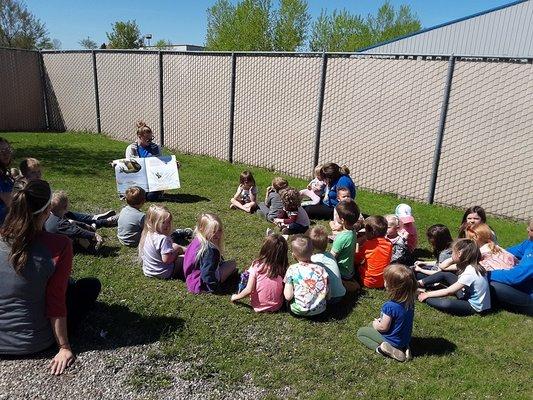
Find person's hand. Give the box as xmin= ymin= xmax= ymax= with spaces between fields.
xmin=95 ymin=233 xmax=103 ymax=243
xmin=418 ymin=292 xmax=429 ymax=302
xmin=372 ymin=318 xmax=381 ymax=329
xmin=266 ymin=186 xmax=273 ymax=193
xmin=50 ymin=347 xmax=75 ymax=375
xmin=230 ymin=294 xmax=239 ymax=302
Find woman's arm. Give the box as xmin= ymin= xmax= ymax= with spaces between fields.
xmin=418 ymin=281 xmax=465 ymax=302
xmin=231 ymin=269 xmax=256 ymax=302
xmin=49 ymin=317 xmax=75 ymax=375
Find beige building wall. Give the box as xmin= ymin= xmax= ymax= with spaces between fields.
xmin=434 ymin=61 xmax=533 ymax=220
xmin=320 ymin=57 xmax=448 ymax=201
xmin=42 ymin=53 xmax=97 ymax=132
xmin=233 ymin=56 xmax=322 ymax=177
xmin=163 ymin=54 xmax=232 ymax=160
xmin=0 ymin=49 xmax=44 ymax=131
xmin=96 ymin=53 xmax=160 ymax=143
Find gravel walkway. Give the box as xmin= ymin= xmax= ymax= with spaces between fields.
xmin=1 ymin=343 xmax=269 ymax=400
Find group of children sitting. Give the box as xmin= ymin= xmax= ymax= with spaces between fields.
xmin=10 ymin=155 xmax=531 ymax=363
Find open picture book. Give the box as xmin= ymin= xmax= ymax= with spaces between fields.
xmin=113 ymin=155 xmax=180 ymax=194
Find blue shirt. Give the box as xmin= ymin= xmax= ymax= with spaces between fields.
xmin=0 ymin=175 xmax=14 ymax=225
xmin=324 ymin=175 xmax=356 ymax=207
xmin=489 ymin=243 xmax=533 ymax=297
xmin=381 ymin=300 xmax=414 ymax=349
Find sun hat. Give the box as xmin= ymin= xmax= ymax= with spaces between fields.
xmin=395 ymin=203 xmax=414 ymax=224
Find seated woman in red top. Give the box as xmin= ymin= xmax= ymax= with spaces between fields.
xmin=0 ymin=180 xmax=100 ymax=375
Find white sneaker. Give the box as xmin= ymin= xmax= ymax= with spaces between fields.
xmin=379 ymin=342 xmax=406 ymax=362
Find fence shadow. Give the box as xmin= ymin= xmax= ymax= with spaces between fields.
xmin=159 ymin=193 xmax=210 ymax=204
xmin=44 ymin=72 xmax=66 ymax=132
xmin=410 ymin=336 xmax=456 ymax=357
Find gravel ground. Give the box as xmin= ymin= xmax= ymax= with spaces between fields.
xmin=0 ymin=343 xmax=271 ymax=400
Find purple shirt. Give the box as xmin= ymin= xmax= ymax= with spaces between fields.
xmin=183 ymin=237 xmax=202 ymax=293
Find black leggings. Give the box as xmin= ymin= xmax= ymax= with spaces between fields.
xmin=421 ymin=271 xmax=474 ymax=316
xmin=302 ymin=204 xmax=334 ymax=220
xmin=66 ymin=278 xmax=101 ymax=331
xmin=490 ymin=281 xmax=533 ymax=316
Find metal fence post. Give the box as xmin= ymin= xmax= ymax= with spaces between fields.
xmin=38 ymin=50 xmax=50 ymax=131
xmin=428 ymin=55 xmax=456 ymax=204
xmin=159 ymin=51 xmax=165 ymax=147
xmin=91 ymin=50 xmax=101 ymax=133
xmin=314 ymin=52 xmax=328 ymax=170
xmin=228 ymin=53 xmax=237 ymax=163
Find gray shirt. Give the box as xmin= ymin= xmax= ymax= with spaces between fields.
xmin=0 ymin=240 xmax=55 ymax=355
xmin=117 ymin=205 xmax=145 ymax=247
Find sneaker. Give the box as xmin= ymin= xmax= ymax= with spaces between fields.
xmin=405 ymin=347 xmax=413 ymax=361
xmin=93 ymin=210 xmax=116 ymax=221
xmin=266 ymin=228 xmax=274 ymax=236
xmin=171 ymin=228 xmax=194 ymax=242
xmin=102 ymin=215 xmax=119 ymax=228
xmin=379 ymin=342 xmax=406 ymax=362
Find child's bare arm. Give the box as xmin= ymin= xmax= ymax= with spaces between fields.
xmin=231 ymin=271 xmax=256 ymax=302
xmin=284 ymin=281 xmax=294 ymax=301
xmin=418 ymin=281 xmax=465 ymax=302
xmin=372 ymin=314 xmax=392 ymax=332
xmin=249 ymin=187 xmax=257 ymax=203
xmin=232 ymin=186 xmax=242 ymax=200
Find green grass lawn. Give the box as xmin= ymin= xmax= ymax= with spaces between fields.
xmin=4 ymin=132 xmax=532 ymax=399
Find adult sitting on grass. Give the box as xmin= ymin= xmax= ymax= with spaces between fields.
xmin=125 ymin=121 xmax=164 ymax=201
xmin=303 ymin=163 xmax=356 ymax=220
xmin=488 ymin=219 xmax=533 ymax=316
xmin=0 ymin=180 xmax=101 ymax=375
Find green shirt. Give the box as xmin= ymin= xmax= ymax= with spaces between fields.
xmin=331 ymin=230 xmax=356 ymax=279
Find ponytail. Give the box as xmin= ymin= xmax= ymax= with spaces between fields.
xmin=339 ymin=165 xmax=350 ymax=176
xmin=0 ymin=179 xmax=51 ymax=273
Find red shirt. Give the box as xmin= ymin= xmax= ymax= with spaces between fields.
xmin=355 ymin=237 xmax=392 ymax=288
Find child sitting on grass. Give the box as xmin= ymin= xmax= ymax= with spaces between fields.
xmin=413 ymin=224 xmax=455 ymax=279
xmin=230 ymin=170 xmax=258 ymax=213
xmin=273 ymin=187 xmax=310 ymax=235
xmin=284 ymin=235 xmax=329 ymax=318
xmin=258 ymin=176 xmax=288 ymax=222
xmin=45 ymin=191 xmax=104 ymax=253
xmin=139 ymin=205 xmax=185 ymax=279
xmin=395 ymin=203 xmax=418 ymax=252
xmin=357 ymin=264 xmax=417 ymax=362
xmin=299 ymin=164 xmax=326 ymax=206
xmin=117 ymin=186 xmax=146 ymax=247
xmin=330 ymin=200 xmax=361 ymax=292
xmin=329 ymin=187 xmax=353 ymax=238
xmin=356 ymin=216 xmax=393 ymax=289
xmin=418 ymin=239 xmax=491 ymax=316
xmin=230 ymin=234 xmax=288 ymax=312
xmin=183 ymin=213 xmax=237 ymax=293
xmin=308 ymin=225 xmax=346 ymax=304
xmin=385 ymin=214 xmax=412 ymax=265
xmin=466 ymin=223 xmax=516 ymax=271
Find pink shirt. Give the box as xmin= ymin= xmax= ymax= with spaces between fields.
xmin=249 ymin=263 xmax=284 ymax=313
xmin=399 ymin=222 xmax=418 ymax=252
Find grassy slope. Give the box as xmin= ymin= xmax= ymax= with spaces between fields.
xmin=4 ymin=132 xmax=531 ymax=399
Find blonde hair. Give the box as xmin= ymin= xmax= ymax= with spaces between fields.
xmin=313 ymin=165 xmax=323 ymax=179
xmin=138 ymin=205 xmax=172 ymax=258
xmin=271 ymin=177 xmax=288 ymax=192
xmin=466 ymin=223 xmax=501 ymax=254
xmin=384 ymin=264 xmax=417 ymax=308
xmin=136 ymin=120 xmax=152 ymax=137
xmin=50 ymin=190 xmax=68 ymax=212
xmin=385 ymin=214 xmax=399 ymax=227
xmin=194 ymin=213 xmax=224 ymax=263
xmin=19 ymin=158 xmax=41 ymax=177
xmin=291 ymin=235 xmax=313 ymax=261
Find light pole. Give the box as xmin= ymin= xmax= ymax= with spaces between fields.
xmin=144 ymin=33 xmax=152 ymax=47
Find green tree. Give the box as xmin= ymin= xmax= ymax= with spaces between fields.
xmin=79 ymin=36 xmax=98 ymax=49
xmin=272 ymin=0 xmax=309 ymax=51
xmin=309 ymin=1 xmax=420 ymax=52
xmin=154 ymin=39 xmax=172 ymax=50
xmin=106 ymin=20 xmax=142 ymax=49
xmin=206 ymin=0 xmax=272 ymax=51
xmin=0 ymin=0 xmax=52 ymax=49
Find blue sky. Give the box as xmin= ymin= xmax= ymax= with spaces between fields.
xmin=25 ymin=0 xmax=517 ymax=49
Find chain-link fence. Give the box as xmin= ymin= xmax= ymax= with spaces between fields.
xmin=1 ymin=47 xmax=531 ymax=220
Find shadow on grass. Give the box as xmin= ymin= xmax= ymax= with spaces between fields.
xmin=413 ymin=248 xmax=434 ymax=260
xmin=158 ymin=193 xmax=210 ymax=204
xmin=410 ymin=337 xmax=456 ymax=357
xmin=1 ymin=302 xmax=184 ymax=361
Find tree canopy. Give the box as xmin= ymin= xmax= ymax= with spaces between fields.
xmin=0 ymin=0 xmax=52 ymax=49
xmin=206 ymin=0 xmax=421 ymax=52
xmin=79 ymin=36 xmax=98 ymax=50
xmin=106 ymin=20 xmax=143 ymax=49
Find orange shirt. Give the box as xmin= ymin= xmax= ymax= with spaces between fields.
xmin=355 ymin=237 xmax=393 ymax=288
